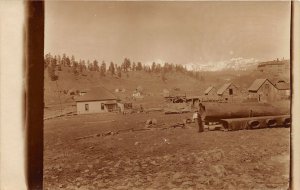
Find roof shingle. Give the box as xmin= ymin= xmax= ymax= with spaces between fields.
xmin=248 ymin=79 xmax=275 ymax=92
xmin=217 ymin=83 xmax=233 ymax=95
xmin=204 ymin=86 xmax=214 ymax=95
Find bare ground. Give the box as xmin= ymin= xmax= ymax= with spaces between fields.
xmin=44 ymin=112 xmax=290 ymax=190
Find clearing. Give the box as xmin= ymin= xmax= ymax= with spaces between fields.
xmin=44 ymin=112 xmax=290 ymax=190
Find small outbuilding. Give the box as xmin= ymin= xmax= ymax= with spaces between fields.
xmin=75 ymin=87 xmax=118 ymax=114
xmin=202 ymin=86 xmax=218 ymax=102
xmin=217 ymin=82 xmax=240 ymax=102
xmin=275 ymin=80 xmax=290 ymax=99
xmin=248 ymin=79 xmax=278 ymax=103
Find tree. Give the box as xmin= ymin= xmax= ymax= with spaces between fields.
xmin=151 ymin=62 xmax=156 ymax=72
xmin=100 ymin=61 xmax=106 ymax=76
xmin=93 ymin=60 xmax=99 ymax=71
xmin=156 ymin=63 xmax=162 ymax=73
xmin=132 ymin=62 xmax=136 ymax=71
xmin=71 ymin=55 xmax=75 ymax=67
xmin=57 ymin=55 xmax=61 ymax=65
xmin=65 ymin=56 xmax=71 ymax=67
xmin=72 ymin=61 xmax=79 ymax=75
xmin=122 ymin=58 xmax=131 ymax=72
xmin=62 ymin=53 xmax=67 ymax=66
xmin=117 ymin=66 xmax=122 ymax=78
xmin=109 ymin=62 xmax=115 ymax=76
xmin=44 ymin=53 xmax=52 ymax=68
xmin=87 ymin=60 xmax=93 ymax=71
xmin=136 ymin=62 xmax=142 ymax=71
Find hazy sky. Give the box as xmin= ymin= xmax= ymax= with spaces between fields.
xmin=45 ymin=1 xmax=291 ymax=65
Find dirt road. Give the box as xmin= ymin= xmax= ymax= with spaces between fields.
xmin=44 ymin=112 xmax=290 ymax=190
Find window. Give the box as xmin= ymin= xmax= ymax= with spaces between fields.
xmin=106 ymin=104 xmax=114 ymax=112
xmin=265 ymin=84 xmax=270 ymax=90
xmin=101 ymin=103 xmax=105 ymax=110
xmin=85 ymin=104 xmax=89 ymax=111
xmin=229 ymin=89 xmax=233 ymax=95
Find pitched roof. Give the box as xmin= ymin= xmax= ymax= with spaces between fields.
xmin=248 ymin=79 xmax=274 ymax=92
xmin=276 ymin=82 xmax=290 ymax=90
xmin=204 ymin=86 xmax=214 ymax=95
xmin=217 ymin=83 xmax=234 ymax=95
xmin=75 ymin=87 xmax=117 ymax=102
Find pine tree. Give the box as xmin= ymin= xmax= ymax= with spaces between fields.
xmin=122 ymin=58 xmax=131 ymax=72
xmin=44 ymin=53 xmax=51 ymax=68
xmin=93 ymin=60 xmax=99 ymax=71
xmin=65 ymin=56 xmax=71 ymax=67
xmin=151 ymin=62 xmax=156 ymax=72
xmin=137 ymin=62 xmax=142 ymax=71
xmin=71 ymin=55 xmax=75 ymax=67
xmin=117 ymin=66 xmax=122 ymax=78
xmin=109 ymin=62 xmax=115 ymax=76
xmin=132 ymin=62 xmax=136 ymax=71
xmin=156 ymin=63 xmax=162 ymax=73
xmin=62 ymin=54 xmax=66 ymax=66
xmin=100 ymin=61 xmax=106 ymax=76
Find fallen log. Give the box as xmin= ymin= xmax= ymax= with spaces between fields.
xmin=74 ymin=134 xmax=100 ymax=140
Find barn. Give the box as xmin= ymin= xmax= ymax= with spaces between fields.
xmin=75 ymin=87 xmax=118 ymax=114
xmin=248 ymin=79 xmax=278 ymax=103
xmin=217 ymin=82 xmax=240 ymax=102
xmin=203 ymin=86 xmax=218 ymax=102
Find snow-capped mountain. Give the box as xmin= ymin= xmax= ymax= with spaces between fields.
xmin=184 ymin=57 xmax=259 ymax=71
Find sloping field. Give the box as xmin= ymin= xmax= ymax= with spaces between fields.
xmin=44 ymin=112 xmax=290 ymax=190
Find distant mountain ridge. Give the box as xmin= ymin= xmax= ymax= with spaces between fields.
xmin=183 ymin=57 xmax=259 ymax=72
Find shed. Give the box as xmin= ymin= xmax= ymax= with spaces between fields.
xmin=248 ymin=79 xmax=278 ymax=102
xmin=275 ymin=80 xmax=290 ymax=99
xmin=217 ymin=82 xmax=240 ymax=102
xmin=75 ymin=87 xmax=118 ymax=114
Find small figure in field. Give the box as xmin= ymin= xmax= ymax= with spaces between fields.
xmin=197 ymin=103 xmax=206 ymax=133
xmin=140 ymin=104 xmax=144 ymax=113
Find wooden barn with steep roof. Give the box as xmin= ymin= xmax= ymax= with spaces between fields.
xmin=248 ymin=79 xmax=278 ymax=103
xmin=217 ymin=82 xmax=240 ymax=102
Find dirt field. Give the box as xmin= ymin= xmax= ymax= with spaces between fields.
xmin=44 ymin=112 xmax=290 ymax=190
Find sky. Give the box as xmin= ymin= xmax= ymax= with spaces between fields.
xmin=45 ymin=1 xmax=291 ymax=66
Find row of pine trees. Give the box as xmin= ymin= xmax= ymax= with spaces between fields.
xmin=44 ymin=53 xmax=205 ymax=82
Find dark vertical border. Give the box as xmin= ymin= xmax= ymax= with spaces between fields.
xmin=26 ymin=1 xmax=44 ymax=189
xmin=290 ymin=0 xmax=294 ymax=189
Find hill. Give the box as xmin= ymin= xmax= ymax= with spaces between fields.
xmin=44 ymin=59 xmax=290 ymax=108
xmin=45 ymin=66 xmax=216 ymax=107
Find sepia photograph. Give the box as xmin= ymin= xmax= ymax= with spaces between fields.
xmin=1 ymin=0 xmax=299 ymax=190
xmin=42 ymin=1 xmax=293 ymax=189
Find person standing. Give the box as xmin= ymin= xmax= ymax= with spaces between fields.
xmin=197 ymin=103 xmax=206 ymax=132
